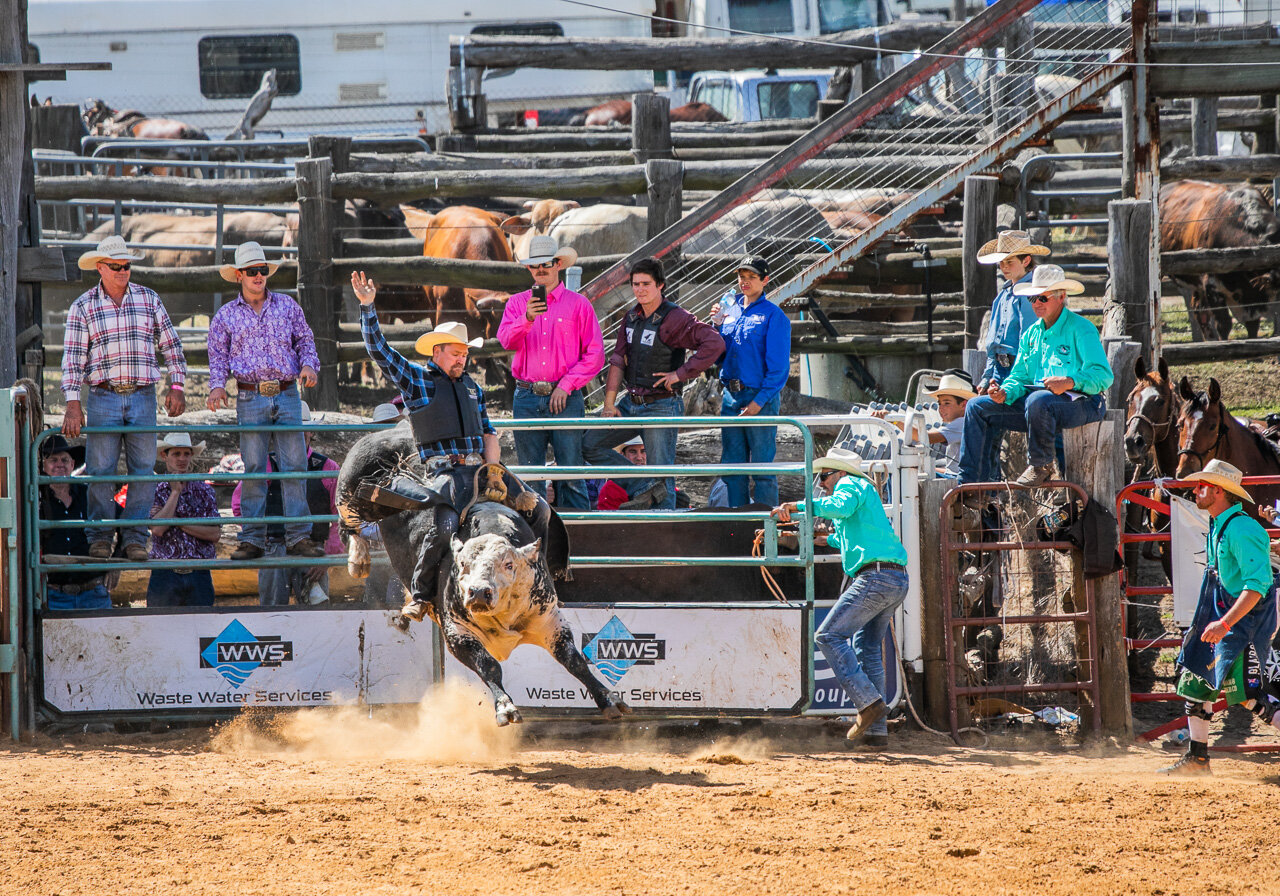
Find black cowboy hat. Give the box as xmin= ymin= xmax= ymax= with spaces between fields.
xmin=40 ymin=433 xmax=85 ymax=466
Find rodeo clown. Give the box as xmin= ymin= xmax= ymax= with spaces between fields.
xmin=1162 ymin=460 xmax=1280 ymax=776
xmin=346 ymin=271 xmax=566 ymax=625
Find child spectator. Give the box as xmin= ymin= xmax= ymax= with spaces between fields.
xmin=148 ymin=433 xmax=222 ymax=607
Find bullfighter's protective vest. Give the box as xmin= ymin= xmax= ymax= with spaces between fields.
xmin=623 ymin=301 xmax=685 ymax=392
xmin=409 ymin=369 xmax=484 ymax=450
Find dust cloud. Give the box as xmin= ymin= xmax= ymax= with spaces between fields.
xmin=211 ymin=680 xmax=519 ymax=763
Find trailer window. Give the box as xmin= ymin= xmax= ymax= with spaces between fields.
xmin=470 ymin=22 xmax=565 ymax=37
xmin=816 ymin=0 xmax=879 ymax=32
xmin=726 ymin=0 xmax=795 ymax=35
xmin=199 ymin=35 xmax=301 ymax=99
xmin=757 ymin=80 xmax=820 ymax=119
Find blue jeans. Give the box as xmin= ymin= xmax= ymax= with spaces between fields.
xmin=512 ymin=387 xmax=589 ymax=510
xmin=46 ymin=584 xmax=112 ymax=611
xmin=237 ymin=384 xmax=311 ymax=547
xmin=815 ymin=568 xmax=909 ymax=733
xmin=720 ymin=390 xmax=781 ymax=507
xmin=146 ymin=569 xmax=215 ymax=607
xmin=581 ymin=393 xmax=681 ymax=510
xmin=958 ymin=389 xmax=1106 ymax=485
xmin=258 ymin=540 xmax=330 ymax=606
xmin=83 ymin=386 xmax=156 ymax=548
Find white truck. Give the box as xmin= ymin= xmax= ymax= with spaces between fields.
xmin=686 ymin=69 xmax=834 ymax=121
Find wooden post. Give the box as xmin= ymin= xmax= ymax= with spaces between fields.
xmin=294 ymin=157 xmax=339 ymax=412
xmin=29 ymin=104 xmax=84 ymax=153
xmin=0 ymin=0 xmax=28 ymax=384
xmin=1064 ymin=410 xmax=1134 ymax=741
xmin=1104 ymin=338 xmax=1141 ymax=411
xmin=308 ymin=136 xmax=358 ymax=326
xmin=631 ymin=93 xmax=672 ymax=164
xmin=1191 ymin=97 xmax=1219 ymax=157
xmin=1107 ymin=198 xmax=1156 ymax=365
xmin=644 ymin=159 xmax=683 ymax=240
xmin=961 ymin=175 xmax=999 ymax=352
xmin=951 ymin=0 xmax=967 ymax=19
xmin=1129 ymin=0 xmax=1162 ymax=360
xmin=919 ymin=477 xmax=949 ymax=728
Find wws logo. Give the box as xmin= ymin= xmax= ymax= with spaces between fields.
xmin=199 ymin=619 xmax=293 ymax=688
xmin=582 ymin=616 xmax=665 ymax=686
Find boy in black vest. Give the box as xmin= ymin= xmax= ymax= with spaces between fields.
xmin=583 ymin=257 xmax=724 ymax=509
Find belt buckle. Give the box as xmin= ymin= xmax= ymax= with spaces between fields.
xmin=114 ymin=383 xmax=138 ymax=395
xmin=427 ymin=455 xmax=451 ymax=474
xmin=462 ymin=453 xmax=483 ymax=466
xmin=533 ymin=382 xmax=554 ymax=397
xmin=259 ymin=380 xmax=282 ymax=397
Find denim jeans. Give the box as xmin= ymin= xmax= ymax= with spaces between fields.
xmin=815 ymin=568 xmax=909 ymax=734
xmin=581 ymin=393 xmax=681 ymax=509
xmin=958 ymin=390 xmax=1106 ymax=485
xmin=719 ymin=390 xmax=781 ymax=507
xmin=512 ymin=387 xmax=589 ymax=510
xmin=258 ymin=540 xmax=330 ymax=606
xmin=237 ymin=384 xmax=311 ymax=547
xmin=46 ymin=584 xmax=112 ymax=611
xmin=146 ymin=569 xmax=215 ymax=607
xmin=83 ymin=386 xmax=156 ymax=548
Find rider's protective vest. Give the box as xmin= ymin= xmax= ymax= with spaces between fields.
xmin=409 ymin=369 xmax=484 ymax=450
xmin=623 ymin=301 xmax=684 ymax=392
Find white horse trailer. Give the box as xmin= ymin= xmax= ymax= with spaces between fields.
xmin=27 ymin=0 xmax=657 ymax=136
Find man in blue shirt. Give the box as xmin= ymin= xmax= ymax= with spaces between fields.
xmin=713 ymin=256 xmax=792 ymax=507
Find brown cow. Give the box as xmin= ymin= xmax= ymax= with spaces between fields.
xmin=1159 ymin=180 xmax=1280 ymax=341
xmin=400 ymin=205 xmax=514 ymax=338
xmin=576 ymin=99 xmax=728 ymax=127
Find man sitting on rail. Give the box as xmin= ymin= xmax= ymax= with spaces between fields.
xmin=956 ymin=264 xmax=1113 ymax=508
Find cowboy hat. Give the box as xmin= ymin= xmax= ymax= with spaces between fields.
xmin=1012 ymin=263 xmax=1085 ymax=297
xmin=924 ymin=372 xmax=977 ymax=401
xmin=1182 ymin=459 xmax=1254 ymax=503
xmin=976 ymin=230 xmax=1052 ymax=265
xmin=218 ymin=241 xmax=281 ymax=282
xmin=813 ymin=446 xmax=870 ymax=481
xmin=77 ymin=235 xmax=144 ymax=271
xmin=414 ymin=321 xmax=484 ymax=356
xmin=518 ymin=234 xmax=578 ymax=268
xmin=40 ymin=433 xmax=86 ymax=466
xmin=371 ymin=403 xmax=403 ymax=424
xmin=616 ymin=435 xmax=645 ymax=452
xmin=156 ymin=431 xmax=206 ymax=457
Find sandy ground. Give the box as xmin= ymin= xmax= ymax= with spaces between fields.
xmin=4 ymin=685 xmax=1280 ymax=896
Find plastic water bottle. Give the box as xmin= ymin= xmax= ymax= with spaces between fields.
xmin=711 ymin=291 xmax=741 ymax=327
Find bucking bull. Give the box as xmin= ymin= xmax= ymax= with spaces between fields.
xmin=335 ymin=424 xmax=630 ymax=726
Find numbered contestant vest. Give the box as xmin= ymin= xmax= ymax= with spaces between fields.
xmin=624 ymin=301 xmax=685 ymax=392
xmin=409 ymin=369 xmax=484 ymax=449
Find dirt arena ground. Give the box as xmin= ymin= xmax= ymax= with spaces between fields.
xmin=4 ymin=685 xmax=1280 ymax=896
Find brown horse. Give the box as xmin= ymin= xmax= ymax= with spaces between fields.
xmin=1176 ymin=376 xmax=1280 ymax=507
xmin=83 ymin=100 xmax=209 ymax=176
xmin=1124 ymin=355 xmax=1179 ymax=480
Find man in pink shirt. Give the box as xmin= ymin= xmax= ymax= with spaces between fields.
xmin=497 ymin=235 xmax=605 ymax=510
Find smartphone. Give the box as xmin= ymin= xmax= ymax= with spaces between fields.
xmin=529 ymin=284 xmax=547 ymax=316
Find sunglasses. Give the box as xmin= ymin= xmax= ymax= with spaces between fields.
xmin=100 ymin=261 xmax=131 ymax=272
xmin=527 ymin=262 xmax=557 ymax=271
xmin=1030 ymin=295 xmax=1054 ymax=304
xmin=817 ymin=470 xmax=840 ymax=481
xmin=239 ymin=265 xmax=271 ymax=277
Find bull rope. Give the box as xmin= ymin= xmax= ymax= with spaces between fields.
xmin=458 ymin=462 xmax=538 ymax=526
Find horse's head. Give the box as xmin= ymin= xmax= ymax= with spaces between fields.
xmin=1176 ymin=375 xmax=1227 ymax=478
xmin=1125 ymin=355 xmax=1175 ymax=466
xmin=81 ymin=99 xmax=116 ymax=133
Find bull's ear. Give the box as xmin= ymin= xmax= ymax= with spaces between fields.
xmin=1179 ymin=375 xmax=1195 ymax=401
xmin=564 ymin=200 xmax=581 ymax=210
xmin=450 ymin=535 xmax=465 ymax=556
xmin=518 ymin=538 xmax=541 ymax=564
xmin=1208 ymin=378 xmax=1221 ymax=405
xmin=1158 ymin=355 xmax=1170 ymax=383
xmin=501 ymin=215 xmax=532 ymax=236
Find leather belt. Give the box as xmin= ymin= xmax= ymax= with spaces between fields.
xmin=722 ymin=378 xmax=754 ymax=393
xmin=426 ymin=453 xmax=484 ymax=473
xmin=51 ymin=575 xmax=106 ymax=595
xmin=627 ymin=390 xmax=677 ymax=405
xmin=854 ymin=561 xmax=906 ymax=577
xmin=93 ymin=382 xmax=144 ymax=395
xmin=237 ymin=379 xmax=295 ymax=396
xmin=515 ymin=379 xmax=557 ymax=397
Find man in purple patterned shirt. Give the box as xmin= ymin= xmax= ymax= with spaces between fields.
xmin=147 ymin=432 xmax=222 ymax=607
xmin=207 ymin=242 xmax=323 ymax=561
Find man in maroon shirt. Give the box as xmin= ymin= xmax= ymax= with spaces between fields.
xmin=583 ymin=257 xmax=724 ymax=510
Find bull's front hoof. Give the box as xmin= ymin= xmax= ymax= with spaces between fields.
xmin=494 ymin=698 xmax=523 ymax=727
xmin=400 ymin=600 xmax=429 ymax=622
xmin=348 ymin=558 xmax=371 ymax=579
xmin=602 ymin=700 xmax=631 ymax=721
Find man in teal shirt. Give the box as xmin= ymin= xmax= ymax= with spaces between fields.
xmin=772 ymin=446 xmax=909 ymax=749
xmin=958 ymin=264 xmax=1113 ymax=491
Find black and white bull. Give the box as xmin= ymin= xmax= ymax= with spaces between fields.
xmin=336 ymin=424 xmax=629 ymax=726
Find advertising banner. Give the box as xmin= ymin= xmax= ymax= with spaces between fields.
xmin=42 ymin=609 xmax=436 ymax=714
xmin=444 ymin=605 xmax=805 ymax=712
xmin=805 ymin=603 xmax=902 ymax=715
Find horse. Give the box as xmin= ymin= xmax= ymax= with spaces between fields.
xmin=1176 ymin=376 xmax=1280 ymax=508
xmin=1123 ymin=355 xmax=1179 ymax=577
xmin=82 ymin=99 xmax=209 ymax=175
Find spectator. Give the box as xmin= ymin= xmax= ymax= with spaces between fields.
xmin=207 ymin=241 xmax=324 ymax=561
xmin=496 ymin=235 xmax=605 ymax=509
xmin=147 ymin=432 xmax=221 ymax=607
xmin=872 ymin=370 xmax=976 ymax=478
xmin=232 ymin=401 xmax=340 ymax=606
xmin=584 ymin=256 xmax=724 ymax=510
xmin=371 ymin=402 xmax=404 ymax=425
xmin=62 ymin=235 xmax=187 ymax=561
xmin=711 ymin=256 xmax=791 ymax=507
xmin=597 ymin=437 xmax=647 ymax=511
xmin=39 ymin=435 xmax=113 ymax=610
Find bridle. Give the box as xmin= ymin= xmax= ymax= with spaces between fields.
xmin=1177 ymin=408 xmax=1230 ymax=470
xmin=1127 ymin=409 xmax=1172 ymax=444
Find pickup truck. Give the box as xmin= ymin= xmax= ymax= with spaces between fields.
xmin=685 ymin=69 xmax=833 ymax=122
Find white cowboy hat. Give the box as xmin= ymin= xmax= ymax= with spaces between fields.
xmin=813 ymin=446 xmax=870 ymax=481
xmin=300 ymin=400 xmax=321 ymax=423
xmin=518 ymin=234 xmax=578 ymax=268
xmin=924 ymin=373 xmax=978 ymax=401
xmin=219 ymin=241 xmax=281 ymax=282
xmin=616 ymin=435 xmax=644 ymax=451
xmin=1182 ymin=459 xmax=1254 ymax=503
xmin=1012 ymin=263 xmax=1085 ymax=297
xmin=77 ymin=235 xmax=144 ymax=271
xmin=157 ymin=431 xmax=206 ymax=457
xmin=371 ymin=403 xmax=403 ymax=424
xmin=414 ymin=321 xmax=484 ymax=357
xmin=976 ymin=230 xmax=1052 ymax=265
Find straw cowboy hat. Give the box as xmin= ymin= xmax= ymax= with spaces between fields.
xmin=371 ymin=403 xmax=403 ymax=424
xmin=518 ymin=234 xmax=578 ymax=268
xmin=1182 ymin=459 xmax=1254 ymax=503
xmin=813 ymin=446 xmax=870 ymax=481
xmin=924 ymin=372 xmax=978 ymax=401
xmin=219 ymin=241 xmax=280 ymax=282
xmin=976 ymin=230 xmax=1052 ymax=265
xmin=1012 ymin=263 xmax=1085 ymax=297
xmin=157 ymin=431 xmax=206 ymax=457
xmin=77 ymin=235 xmax=144 ymax=271
xmin=616 ymin=435 xmax=644 ymax=452
xmin=415 ymin=320 xmax=484 ymax=357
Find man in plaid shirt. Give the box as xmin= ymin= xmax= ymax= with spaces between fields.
xmin=62 ymin=236 xmax=187 ymax=561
